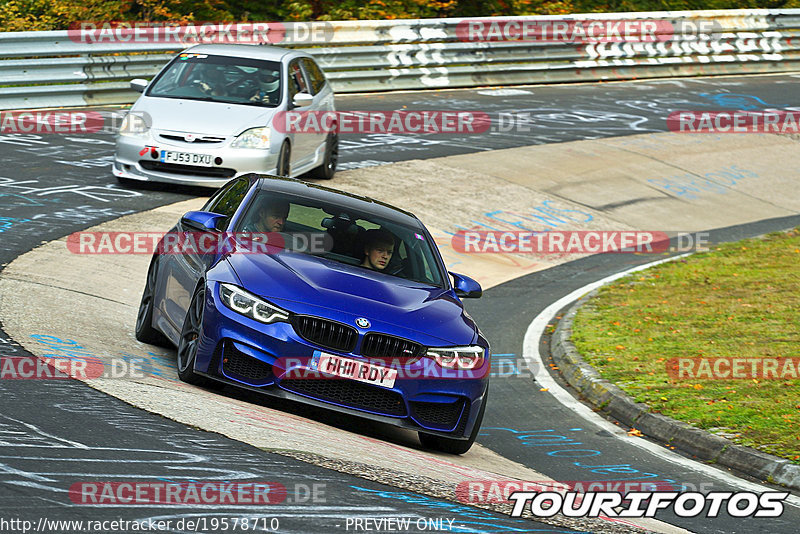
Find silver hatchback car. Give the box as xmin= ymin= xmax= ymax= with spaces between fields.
xmin=113 ymin=44 xmax=337 ymax=187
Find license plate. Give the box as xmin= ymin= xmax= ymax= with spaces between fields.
xmin=317 ymin=352 xmax=397 ymax=388
xmin=160 ymin=150 xmax=212 ymax=167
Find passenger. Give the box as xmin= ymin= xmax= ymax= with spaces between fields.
xmin=253 ymin=199 xmax=290 ymax=233
xmin=360 ymin=229 xmax=395 ymax=271
xmin=249 ymin=70 xmax=280 ymax=104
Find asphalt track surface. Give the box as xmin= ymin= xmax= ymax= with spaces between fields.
xmin=1 ymin=74 xmax=799 ymax=533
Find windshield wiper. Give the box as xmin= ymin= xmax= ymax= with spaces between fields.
xmin=149 ymin=94 xmax=219 ymax=103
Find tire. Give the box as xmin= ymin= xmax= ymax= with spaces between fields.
xmin=309 ymin=132 xmax=338 ymax=180
xmin=176 ymin=284 xmax=214 ymax=387
xmin=418 ymin=389 xmax=488 ymax=455
xmin=277 ymin=141 xmax=291 ymax=177
xmin=135 ymin=256 xmax=171 ymax=347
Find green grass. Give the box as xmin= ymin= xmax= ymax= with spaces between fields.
xmin=572 ymin=228 xmax=800 ymax=462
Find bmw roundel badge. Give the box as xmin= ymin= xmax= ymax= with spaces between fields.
xmin=355 ymin=317 xmax=370 ymax=329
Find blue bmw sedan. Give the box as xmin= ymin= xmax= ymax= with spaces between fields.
xmin=135 ymin=174 xmax=490 ymax=453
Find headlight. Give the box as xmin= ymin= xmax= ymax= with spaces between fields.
xmin=219 ymin=283 xmax=288 ymax=324
xmin=119 ymin=113 xmax=150 ymax=138
xmin=426 ymin=346 xmax=485 ymax=370
xmin=231 ymin=127 xmax=271 ymax=149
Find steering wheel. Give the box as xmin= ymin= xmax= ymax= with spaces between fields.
xmin=188 ymin=79 xmax=214 ymax=95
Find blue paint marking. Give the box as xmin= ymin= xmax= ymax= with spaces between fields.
xmin=29 ymin=334 xmax=177 ymax=381
xmin=481 ymin=427 xmax=584 ymax=447
xmin=647 ymin=165 xmax=758 ymax=200
xmin=30 ymin=335 xmax=105 ymax=364
xmin=698 ymin=93 xmax=772 ymax=110
xmin=481 ymin=427 xmax=683 ymax=489
xmin=0 ymin=193 xmax=50 ymax=207
xmin=440 ymin=201 xmax=593 ymax=236
xmin=349 ymin=486 xmax=586 ymax=532
xmin=0 ymin=216 xmax=30 ymax=233
xmin=485 ymin=201 xmax=593 ymax=230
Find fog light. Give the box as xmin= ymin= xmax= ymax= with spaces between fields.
xmin=214 ymin=157 xmax=223 ymax=165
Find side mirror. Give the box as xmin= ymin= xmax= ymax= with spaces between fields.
xmin=181 ymin=211 xmax=227 ymax=232
xmin=130 ymin=79 xmax=149 ymax=93
xmin=292 ymin=92 xmax=314 ymax=108
xmin=450 ymin=272 xmax=482 ymax=299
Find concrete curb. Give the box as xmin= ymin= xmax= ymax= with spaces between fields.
xmin=551 ymin=291 xmax=800 ymax=492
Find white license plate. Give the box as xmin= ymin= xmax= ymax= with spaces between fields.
xmin=317 ymin=353 xmax=397 ymax=388
xmin=160 ymin=150 xmax=212 ymax=167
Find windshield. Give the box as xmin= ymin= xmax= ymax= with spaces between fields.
xmin=147 ymin=53 xmax=282 ymax=107
xmin=236 ymin=191 xmax=446 ymax=288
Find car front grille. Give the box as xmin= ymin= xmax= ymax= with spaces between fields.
xmin=410 ymin=399 xmax=466 ymax=430
xmin=280 ymin=378 xmax=406 ymax=416
xmin=291 ymin=316 xmax=357 ymax=353
xmin=159 ymin=134 xmax=226 ymax=144
xmin=222 ymin=343 xmax=272 ymax=381
xmin=361 ymin=333 xmax=423 ymax=362
xmin=139 ymin=161 xmax=236 ymax=178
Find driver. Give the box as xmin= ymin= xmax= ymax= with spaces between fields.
xmin=197 ymin=66 xmax=227 ymax=97
xmin=249 ymin=69 xmax=280 ymax=104
xmin=361 ymin=229 xmax=395 ymax=271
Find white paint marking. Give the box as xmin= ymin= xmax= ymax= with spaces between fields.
xmin=476 ymin=89 xmax=533 ymax=96
xmin=0 ymin=414 xmax=89 ymax=449
xmin=0 ymin=462 xmax=56 ymax=482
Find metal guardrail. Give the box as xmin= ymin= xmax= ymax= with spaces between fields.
xmin=2 ymin=9 xmax=800 ymax=110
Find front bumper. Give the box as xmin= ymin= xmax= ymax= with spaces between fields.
xmin=194 ymin=283 xmax=490 ymax=439
xmin=114 ymin=133 xmax=279 ymax=188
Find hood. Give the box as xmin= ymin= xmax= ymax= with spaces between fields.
xmin=225 ymin=251 xmax=477 ymax=345
xmin=135 ymin=97 xmax=276 ymax=136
